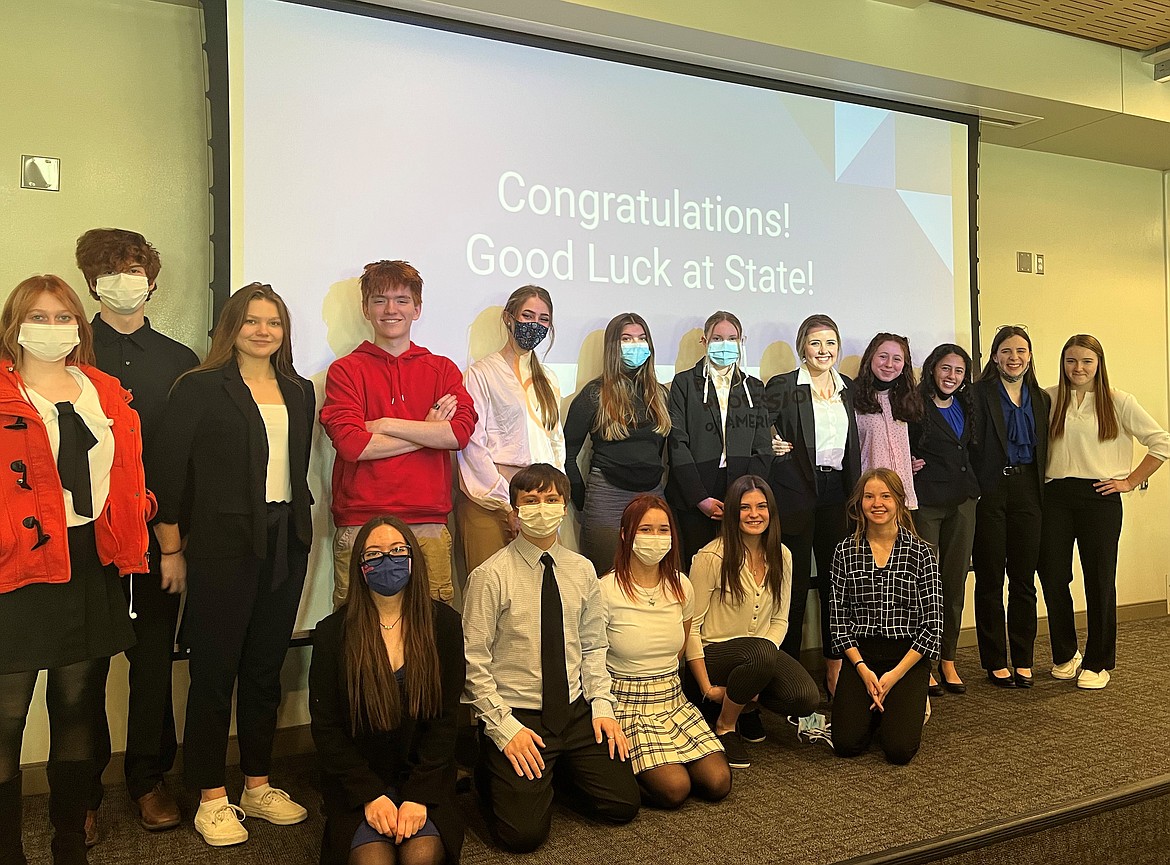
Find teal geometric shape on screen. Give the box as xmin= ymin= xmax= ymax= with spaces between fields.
xmin=834 ymin=103 xmax=892 ymax=185
xmin=897 ymin=189 xmax=953 ymax=273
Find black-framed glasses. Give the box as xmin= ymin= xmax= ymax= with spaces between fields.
xmin=360 ymin=545 xmax=411 ymax=565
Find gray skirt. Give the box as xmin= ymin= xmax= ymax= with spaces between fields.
xmin=578 ymin=467 xmax=664 ymax=575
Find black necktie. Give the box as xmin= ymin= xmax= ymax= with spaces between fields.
xmin=540 ymin=552 xmax=570 ymax=734
xmin=55 ymin=401 xmax=97 ymax=518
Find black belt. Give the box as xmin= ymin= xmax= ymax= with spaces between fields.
xmin=1002 ymin=464 xmax=1034 ymax=476
xmin=815 ymin=465 xmax=841 ymax=473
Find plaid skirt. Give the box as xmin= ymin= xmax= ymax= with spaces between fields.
xmin=611 ymin=670 xmax=723 ymax=774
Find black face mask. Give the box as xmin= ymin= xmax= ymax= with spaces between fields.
xmin=511 ymin=320 xmax=549 ymax=352
xmin=872 ymin=375 xmax=899 ymax=391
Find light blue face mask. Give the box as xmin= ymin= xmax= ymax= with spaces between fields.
xmin=706 ymin=339 xmax=740 ymax=368
xmin=620 ymin=342 xmax=651 ymax=369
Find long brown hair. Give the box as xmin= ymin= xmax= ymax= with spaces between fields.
xmin=847 ymin=468 xmax=919 ymax=546
xmin=593 ymin=312 xmax=670 ymax=441
xmin=504 ymin=285 xmax=559 ymax=431
xmin=979 ymin=325 xmax=1039 ymax=388
xmin=716 ymin=475 xmax=786 ymax=605
xmin=0 ymin=275 xmax=95 ymax=367
xmin=612 ymin=495 xmax=686 ymax=603
xmin=1050 ymin=334 xmax=1119 ymax=442
xmin=342 ymin=516 xmax=442 ymax=735
xmin=180 ymin=283 xmax=298 ymax=383
xmin=852 ymin=332 xmax=924 ymax=422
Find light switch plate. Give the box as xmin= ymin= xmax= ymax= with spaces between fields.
xmin=1016 ymin=251 xmax=1032 ymax=273
xmin=21 ymin=155 xmax=60 ymax=192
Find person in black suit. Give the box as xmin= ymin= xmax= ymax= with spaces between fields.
xmin=151 ymin=283 xmax=315 ymax=846
xmin=759 ymin=314 xmax=861 ymax=697
xmin=310 ymin=515 xmax=464 ymax=865
xmin=969 ymin=326 xmax=1050 ymax=690
xmin=909 ymin=344 xmax=980 ymax=695
xmin=666 ymin=311 xmax=771 ymax=569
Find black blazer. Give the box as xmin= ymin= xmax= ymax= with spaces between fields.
xmin=666 ymin=359 xmax=770 ymax=511
xmin=754 ymin=369 xmax=862 ymax=514
xmin=150 ymin=360 xmax=314 ymax=560
xmin=969 ymin=377 xmax=1050 ymax=501
xmin=309 ymin=603 xmax=465 ymax=865
xmin=908 ymin=399 xmax=980 ymax=508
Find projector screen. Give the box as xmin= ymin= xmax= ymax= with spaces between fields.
xmin=218 ymin=0 xmax=977 ymax=632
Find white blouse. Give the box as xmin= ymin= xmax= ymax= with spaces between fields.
xmin=458 ymin=350 xmax=566 ymax=510
xmin=1045 ymin=387 xmax=1170 ymax=482
xmin=25 ymin=367 xmax=114 ymax=527
xmin=798 ymin=365 xmax=849 ymax=470
xmin=599 ymin=571 xmax=694 ymax=677
xmin=257 ymin=403 xmax=292 ymax=503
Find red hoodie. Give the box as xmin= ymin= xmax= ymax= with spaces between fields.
xmin=320 ymin=341 xmax=477 ymax=526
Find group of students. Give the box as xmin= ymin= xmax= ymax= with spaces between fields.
xmin=0 ymin=230 xmax=1166 ymax=865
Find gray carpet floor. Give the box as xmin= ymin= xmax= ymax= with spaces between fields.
xmin=19 ymin=617 xmax=1170 ymax=865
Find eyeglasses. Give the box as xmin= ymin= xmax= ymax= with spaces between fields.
xmin=360 ymin=546 xmax=411 ymax=565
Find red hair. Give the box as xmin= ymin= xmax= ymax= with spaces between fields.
xmin=613 ymin=495 xmax=686 ymax=604
xmin=0 ymin=275 xmax=95 ymax=366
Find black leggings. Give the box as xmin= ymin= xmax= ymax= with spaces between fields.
xmin=700 ymin=637 xmax=819 ymax=716
xmin=0 ymin=657 xmax=110 ymax=783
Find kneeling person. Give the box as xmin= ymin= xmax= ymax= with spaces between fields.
xmin=462 ymin=464 xmax=639 ymax=853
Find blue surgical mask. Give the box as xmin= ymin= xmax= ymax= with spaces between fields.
xmin=706 ymin=339 xmax=740 ymax=368
xmin=620 ymin=342 xmax=651 ymax=369
xmin=361 ymin=553 xmax=411 ymax=597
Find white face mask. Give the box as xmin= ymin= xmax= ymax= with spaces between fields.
xmin=95 ymin=272 xmax=151 ymax=314
xmin=631 ymin=534 xmax=672 ymax=566
xmin=516 ymin=502 xmax=566 ymax=539
xmin=18 ymin=323 xmax=80 ymax=363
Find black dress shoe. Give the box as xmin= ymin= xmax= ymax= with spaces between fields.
xmin=1014 ymin=671 xmax=1035 ymax=689
xmin=940 ymin=665 xmax=967 ymax=694
xmin=928 ymin=679 xmax=945 ymax=697
xmin=987 ymin=671 xmax=1016 ymax=689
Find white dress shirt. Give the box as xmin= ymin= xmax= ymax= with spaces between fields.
xmin=1045 ymin=387 xmax=1170 ymax=481
xmin=797 ymin=365 xmax=849 ymax=470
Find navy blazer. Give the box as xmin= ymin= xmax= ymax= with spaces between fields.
xmin=666 ymin=359 xmax=771 ymax=510
xmin=969 ymin=377 xmax=1050 ymax=502
xmin=908 ymin=399 xmax=980 ymax=508
xmin=755 ymin=368 xmax=862 ymax=514
xmin=150 ymin=360 xmax=314 ymax=561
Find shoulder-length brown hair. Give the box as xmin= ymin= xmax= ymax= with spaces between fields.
xmin=716 ymin=474 xmax=786 ymax=605
xmin=847 ymin=468 xmax=919 ymax=546
xmin=504 ymin=285 xmax=559 ymax=431
xmin=1051 ymin=334 xmax=1118 ymax=442
xmin=613 ymin=495 xmax=686 ymax=603
xmin=852 ymin=332 xmax=924 ymax=422
xmin=342 ymin=516 xmax=442 ymax=735
xmin=979 ymin=325 xmax=1039 ymax=389
xmin=593 ymin=312 xmax=670 ymax=441
xmin=181 ymin=283 xmax=298 ymax=382
xmin=0 ymin=275 xmax=95 ymax=367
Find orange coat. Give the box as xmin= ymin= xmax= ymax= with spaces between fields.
xmin=0 ymin=361 xmax=155 ymax=592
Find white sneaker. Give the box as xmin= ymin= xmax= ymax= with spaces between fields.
xmin=1051 ymin=651 xmax=1082 ymax=680
xmin=194 ymin=797 xmax=248 ymax=846
xmin=240 ymin=784 xmax=308 ymax=825
xmin=1077 ymin=669 xmax=1110 ymax=690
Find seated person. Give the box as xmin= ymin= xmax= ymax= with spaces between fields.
xmin=600 ymin=495 xmax=730 ymax=808
xmin=829 ymin=469 xmax=942 ymax=766
xmin=462 ymin=463 xmax=639 ymax=853
xmin=685 ymin=475 xmax=820 ymax=771
xmin=310 ymin=516 xmax=465 ymax=865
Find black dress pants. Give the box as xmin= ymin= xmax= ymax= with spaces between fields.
xmin=476 ymin=698 xmax=639 ymax=854
xmin=1038 ymin=478 xmax=1123 ymax=672
xmin=181 ymin=536 xmax=307 ymax=791
xmin=972 ymin=467 xmax=1042 ymax=670
xmin=833 ymin=637 xmax=930 ymax=765
xmin=780 ymin=470 xmax=848 ymax=660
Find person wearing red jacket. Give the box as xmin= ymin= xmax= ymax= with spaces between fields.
xmin=0 ymin=274 xmax=152 ymax=865
xmin=320 ymin=260 xmax=477 ymax=609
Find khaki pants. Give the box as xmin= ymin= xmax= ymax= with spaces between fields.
xmin=333 ymin=523 xmax=454 ymax=609
xmin=454 ymin=490 xmax=512 ymax=579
